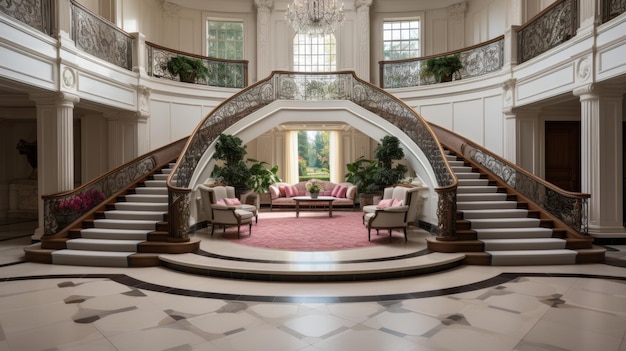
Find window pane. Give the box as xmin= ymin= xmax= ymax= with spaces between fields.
xmin=207 ymin=20 xmax=244 ymax=60
xmin=293 ymin=33 xmax=336 ymax=72
xmin=382 ymin=18 xmax=421 ymax=60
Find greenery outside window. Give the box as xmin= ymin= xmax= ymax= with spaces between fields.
xmin=207 ymin=20 xmax=244 ymax=59
xmin=383 ymin=19 xmax=420 ymax=60
xmin=293 ymin=33 xmax=337 ymax=72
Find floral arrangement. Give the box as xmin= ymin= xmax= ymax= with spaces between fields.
xmin=305 ymin=179 xmax=324 ymax=193
xmin=56 ymin=189 xmax=105 ymax=214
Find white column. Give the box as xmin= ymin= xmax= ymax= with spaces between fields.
xmin=354 ymin=0 xmax=372 ymax=80
xmin=502 ymin=105 xmax=541 ymax=173
xmin=447 ymin=2 xmax=467 ymax=50
xmin=255 ymin=0 xmax=273 ymax=80
xmin=575 ymin=86 xmax=625 ymax=238
xmin=30 ymin=92 xmax=79 ymax=238
xmin=81 ymin=113 xmax=109 ymax=182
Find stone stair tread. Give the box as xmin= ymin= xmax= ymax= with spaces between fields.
xmin=475 ymin=227 xmax=554 ymax=239
xmin=80 ymin=228 xmax=150 ymax=240
xmin=66 ymin=238 xmax=143 ymax=251
xmin=457 ymin=186 xmax=498 ymax=193
xmin=488 ymin=249 xmax=577 ymax=266
xmin=105 ymin=210 xmax=166 ymax=220
xmin=481 ymin=238 xmax=566 ymax=251
xmin=51 ymin=250 xmax=134 ymax=267
xmin=114 ymin=202 xmax=168 ymax=210
xmin=134 ymin=187 xmax=168 ymax=194
xmin=457 ymin=201 xmax=518 ymax=210
xmin=461 ymin=209 xmax=529 ymax=219
xmin=457 ymin=193 xmax=508 ymax=201
xmin=455 ymin=173 xmax=481 ymax=179
xmin=93 ymin=219 xmax=159 ymax=230
xmin=468 ymin=217 xmax=540 ymax=228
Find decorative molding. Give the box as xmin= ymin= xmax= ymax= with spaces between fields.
xmin=61 ymin=67 xmax=76 ymax=89
xmin=447 ymin=2 xmax=467 ymax=20
xmin=254 ymin=0 xmax=274 ymax=10
xmin=576 ymin=57 xmax=592 ymax=82
xmin=161 ymin=0 xmax=180 ymax=16
xmin=355 ymin=0 xmax=373 ymax=9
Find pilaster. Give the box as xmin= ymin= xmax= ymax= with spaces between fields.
xmin=255 ymin=0 xmax=274 ymax=80
xmin=29 ymin=92 xmax=79 ymax=238
xmin=447 ymin=2 xmax=466 ymax=50
xmin=574 ymin=85 xmax=625 ymax=237
xmin=355 ymin=0 xmax=373 ymax=80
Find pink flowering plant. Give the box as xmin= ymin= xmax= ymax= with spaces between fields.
xmin=305 ymin=179 xmax=324 ymax=193
xmin=56 ymin=189 xmax=105 ymax=214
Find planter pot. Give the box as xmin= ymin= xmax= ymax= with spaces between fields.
xmin=310 ymin=192 xmax=319 ymax=199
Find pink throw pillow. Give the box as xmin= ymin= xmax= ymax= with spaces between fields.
xmin=392 ymin=199 xmax=403 ymax=206
xmin=278 ymin=186 xmax=287 ymax=197
xmin=330 ymin=185 xmax=340 ymax=197
xmin=216 ymin=199 xmax=226 ymax=205
xmin=285 ymin=185 xmax=299 ymax=197
xmin=337 ymin=185 xmax=348 ymax=198
xmin=223 ymin=198 xmax=241 ymax=206
xmin=377 ymin=199 xmax=394 ymax=208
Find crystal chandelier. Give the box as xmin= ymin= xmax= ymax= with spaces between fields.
xmin=285 ymin=0 xmax=345 ymax=35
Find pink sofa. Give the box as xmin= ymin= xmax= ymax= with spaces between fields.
xmin=268 ymin=180 xmax=357 ymax=210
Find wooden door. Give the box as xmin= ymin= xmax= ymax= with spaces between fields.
xmin=545 ymin=121 xmax=581 ymax=192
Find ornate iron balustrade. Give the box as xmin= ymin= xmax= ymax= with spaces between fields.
xmin=69 ymin=0 xmax=133 ymax=70
xmin=603 ymin=0 xmax=626 ymax=22
xmin=43 ymin=156 xmax=156 ymax=234
xmin=169 ymin=71 xmax=457 ymax=238
xmin=146 ymin=42 xmax=248 ymax=89
xmin=431 ymin=123 xmax=589 ymax=235
xmin=42 ymin=138 xmax=186 ymax=235
xmin=517 ymin=0 xmax=578 ymax=64
xmin=0 ymin=0 xmax=53 ymax=35
xmin=379 ymin=36 xmax=504 ymax=89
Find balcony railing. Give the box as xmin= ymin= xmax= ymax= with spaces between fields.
xmin=0 ymin=0 xmax=53 ymax=35
xmin=517 ymin=0 xmax=578 ymax=64
xmin=146 ymin=42 xmax=249 ymax=89
xmin=70 ymin=0 xmax=133 ymax=70
xmin=603 ymin=0 xmax=626 ymax=23
xmin=379 ymin=36 xmax=504 ymax=89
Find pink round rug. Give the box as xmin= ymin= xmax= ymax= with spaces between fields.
xmin=212 ymin=210 xmax=400 ymax=251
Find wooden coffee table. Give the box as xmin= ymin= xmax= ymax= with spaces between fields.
xmin=292 ymin=196 xmax=336 ymax=217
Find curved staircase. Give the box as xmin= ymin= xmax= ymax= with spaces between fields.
xmin=24 ymin=163 xmax=200 ymax=267
xmin=427 ymin=150 xmax=605 ymax=265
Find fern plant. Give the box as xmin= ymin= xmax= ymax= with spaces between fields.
xmin=166 ymin=55 xmax=210 ymax=83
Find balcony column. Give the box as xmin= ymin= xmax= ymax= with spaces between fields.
xmin=574 ymin=85 xmax=625 ymax=238
xmin=106 ymin=112 xmax=147 ymax=168
xmin=29 ymin=92 xmax=80 ymax=238
xmin=255 ymin=0 xmax=273 ymax=80
xmin=355 ymin=0 xmax=373 ymax=80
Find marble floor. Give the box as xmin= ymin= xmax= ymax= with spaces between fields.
xmin=1 ymin=221 xmax=626 ymax=351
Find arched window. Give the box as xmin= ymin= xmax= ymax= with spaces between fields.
xmin=293 ymin=33 xmax=337 ymax=72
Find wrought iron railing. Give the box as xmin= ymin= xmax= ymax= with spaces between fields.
xmin=517 ymin=0 xmax=578 ymax=64
xmin=146 ymin=42 xmax=249 ymax=89
xmin=169 ymin=71 xmax=457 ymax=238
xmin=70 ymin=0 xmax=133 ymax=70
xmin=42 ymin=138 xmax=187 ymax=235
xmin=431 ymin=124 xmax=589 ymax=235
xmin=0 ymin=0 xmax=53 ymax=35
xmin=379 ymin=36 xmax=505 ymax=89
xmin=603 ymin=0 xmax=626 ymax=22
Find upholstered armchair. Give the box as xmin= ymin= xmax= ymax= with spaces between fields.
xmin=196 ymin=184 xmax=258 ymax=224
xmin=362 ymin=185 xmax=425 ymax=225
xmin=210 ymin=205 xmax=254 ymax=238
xmin=363 ymin=205 xmax=410 ymax=241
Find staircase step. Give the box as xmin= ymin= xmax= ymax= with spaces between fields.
xmin=93 ymin=219 xmax=159 ymax=230
xmin=123 ymin=194 xmax=168 ymax=203
xmin=134 ymin=187 xmax=168 ymax=195
xmin=448 ymin=160 xmax=465 ymax=167
xmin=152 ymin=174 xmax=169 ymax=180
xmin=457 ymin=193 xmax=508 ymax=202
xmin=482 ymin=238 xmax=566 ymax=251
xmin=105 ymin=210 xmax=165 ymax=221
xmin=457 ymin=179 xmax=490 ymax=186
xmin=51 ymin=249 xmax=133 ymax=267
xmin=475 ymin=227 xmax=554 ymax=239
xmin=468 ymin=218 xmax=541 ymax=229
xmin=461 ymin=209 xmax=529 ymax=219
xmin=144 ymin=180 xmax=166 ymax=187
xmin=488 ymin=249 xmax=577 ymax=265
xmin=455 ymin=172 xmax=482 ymax=179
xmin=80 ymin=228 xmax=150 ymax=240
xmin=114 ymin=202 xmax=168 ymax=211
xmin=457 ymin=201 xmax=518 ymax=210
xmin=457 ymin=186 xmax=498 ymax=193
xmin=66 ymin=238 xmax=143 ymax=251
xmin=452 ymin=166 xmax=474 ymax=173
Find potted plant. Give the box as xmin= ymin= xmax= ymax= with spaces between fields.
xmin=421 ymin=53 xmax=462 ymax=83
xmin=211 ymin=134 xmax=251 ymax=196
xmin=344 ymin=156 xmax=380 ymax=206
xmin=246 ymin=159 xmax=281 ymax=194
xmin=305 ymin=179 xmax=324 ymax=198
xmin=372 ymin=135 xmax=408 ymax=189
xmin=166 ymin=55 xmax=210 ymax=83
